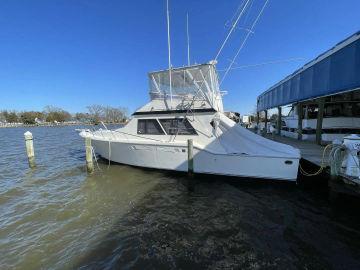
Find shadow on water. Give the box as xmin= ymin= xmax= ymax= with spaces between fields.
xmin=75 ymin=162 xmax=360 ymax=270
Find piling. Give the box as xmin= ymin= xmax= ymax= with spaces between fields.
xmin=316 ymin=98 xmax=325 ymax=145
xmin=277 ymin=106 xmax=282 ymax=135
xmin=297 ymin=103 xmax=303 ymax=140
xmin=85 ymin=137 xmax=94 ymax=174
xmin=264 ymin=110 xmax=268 ymax=132
xmin=24 ymin=131 xmax=36 ymax=168
xmin=187 ymin=139 xmax=194 ymax=177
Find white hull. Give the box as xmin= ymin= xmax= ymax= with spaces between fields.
xmin=92 ymin=139 xmax=299 ymax=181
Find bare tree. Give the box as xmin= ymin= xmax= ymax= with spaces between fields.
xmin=103 ymin=106 xmax=128 ymax=123
xmin=87 ymin=105 xmax=104 ymax=124
xmin=87 ymin=105 xmax=128 ymax=124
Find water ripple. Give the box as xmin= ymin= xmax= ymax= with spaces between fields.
xmin=1 ymin=126 xmax=360 ymax=269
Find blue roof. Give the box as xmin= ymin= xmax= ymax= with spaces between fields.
xmin=257 ymin=31 xmax=360 ymax=111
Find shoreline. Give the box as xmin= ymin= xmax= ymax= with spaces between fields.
xmin=0 ymin=122 xmax=126 ymax=129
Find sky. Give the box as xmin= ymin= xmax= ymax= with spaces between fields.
xmin=0 ymin=0 xmax=359 ymax=115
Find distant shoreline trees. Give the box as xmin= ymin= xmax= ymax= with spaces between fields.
xmin=0 ymin=105 xmax=128 ymax=125
xmin=87 ymin=105 xmax=128 ymax=124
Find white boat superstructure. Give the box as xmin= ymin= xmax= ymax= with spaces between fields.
xmin=80 ymin=62 xmax=300 ymax=181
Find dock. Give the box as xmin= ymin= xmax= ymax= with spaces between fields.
xmin=262 ymin=132 xmax=360 ymax=199
xmin=252 ymin=31 xmax=360 ymax=200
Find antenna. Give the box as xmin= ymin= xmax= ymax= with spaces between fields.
xmin=186 ymin=13 xmax=190 ymax=66
xmin=166 ymin=0 xmax=173 ymax=108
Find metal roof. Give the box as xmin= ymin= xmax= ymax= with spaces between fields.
xmin=257 ymin=31 xmax=360 ymax=111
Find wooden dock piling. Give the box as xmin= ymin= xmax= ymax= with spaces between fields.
xmin=264 ymin=110 xmax=268 ymax=132
xmin=297 ymin=103 xmax=303 ymax=140
xmin=85 ymin=137 xmax=94 ymax=174
xmin=316 ymin=98 xmax=325 ymax=145
xmin=277 ymin=106 xmax=282 ymax=135
xmin=24 ymin=131 xmax=35 ymax=168
xmin=187 ymin=139 xmax=194 ymax=177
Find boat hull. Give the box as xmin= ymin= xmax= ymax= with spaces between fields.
xmin=91 ymin=139 xmax=299 ymax=181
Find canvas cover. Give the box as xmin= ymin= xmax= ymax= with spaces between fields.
xmin=148 ymin=63 xmax=223 ymax=111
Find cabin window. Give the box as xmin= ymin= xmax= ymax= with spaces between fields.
xmin=137 ymin=119 xmax=165 ymax=135
xmin=159 ymin=118 xmax=197 ymax=135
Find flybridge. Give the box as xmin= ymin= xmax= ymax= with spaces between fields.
xmin=148 ymin=62 xmax=224 ymax=112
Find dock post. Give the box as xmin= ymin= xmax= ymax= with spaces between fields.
xmin=264 ymin=110 xmax=268 ymax=133
xmin=85 ymin=137 xmax=94 ymax=174
xmin=187 ymin=139 xmax=194 ymax=177
xmin=316 ymin=98 xmax=325 ymax=145
xmin=297 ymin=103 xmax=303 ymax=140
xmin=24 ymin=131 xmax=35 ymax=168
xmin=277 ymin=106 xmax=282 ymax=135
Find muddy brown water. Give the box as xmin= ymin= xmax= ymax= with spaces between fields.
xmin=1 ymin=126 xmax=360 ymax=269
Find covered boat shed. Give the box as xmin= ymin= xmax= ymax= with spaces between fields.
xmin=256 ymin=31 xmax=360 ymax=144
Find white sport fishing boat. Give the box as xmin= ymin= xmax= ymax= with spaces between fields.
xmin=80 ymin=62 xmax=300 ymax=181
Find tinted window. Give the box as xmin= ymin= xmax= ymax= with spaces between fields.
xmin=137 ymin=119 xmax=164 ymax=135
xmin=159 ymin=118 xmax=197 ymax=135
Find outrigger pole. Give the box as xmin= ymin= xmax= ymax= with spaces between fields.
xmin=214 ymin=0 xmax=251 ymax=61
xmin=166 ymin=0 xmax=173 ymax=108
xmin=187 ymin=12 xmax=190 ymax=66
xmin=220 ymin=0 xmax=269 ymax=84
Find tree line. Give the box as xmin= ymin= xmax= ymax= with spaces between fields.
xmin=0 ymin=105 xmax=128 ymax=125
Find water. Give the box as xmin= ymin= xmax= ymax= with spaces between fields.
xmin=1 ymin=126 xmax=360 ymax=269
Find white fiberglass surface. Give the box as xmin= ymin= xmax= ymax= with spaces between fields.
xmin=90 ymin=113 xmax=300 ymax=159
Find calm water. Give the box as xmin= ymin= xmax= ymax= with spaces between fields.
xmin=1 ymin=126 xmax=360 ymax=269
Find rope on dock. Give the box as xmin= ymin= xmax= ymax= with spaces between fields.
xmin=299 ymin=144 xmax=333 ymax=177
xmin=299 ymin=141 xmax=360 ymax=178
